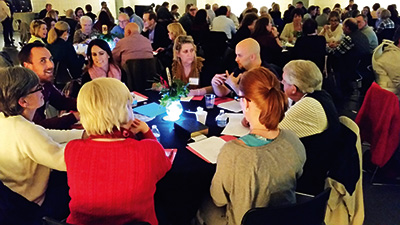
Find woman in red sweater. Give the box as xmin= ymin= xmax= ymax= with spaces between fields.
xmin=65 ymin=78 xmax=171 ymax=225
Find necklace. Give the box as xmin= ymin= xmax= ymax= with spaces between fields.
xmin=250 ymin=128 xmax=279 ymax=140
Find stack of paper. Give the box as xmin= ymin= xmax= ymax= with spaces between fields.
xmin=221 ymin=113 xmax=250 ymax=136
xmin=218 ymin=100 xmax=242 ymax=113
xmin=132 ymin=91 xmax=148 ymax=103
xmin=187 ymin=136 xmax=237 ymax=163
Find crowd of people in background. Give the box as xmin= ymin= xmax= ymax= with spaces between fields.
xmin=0 ymin=0 xmax=399 ymax=225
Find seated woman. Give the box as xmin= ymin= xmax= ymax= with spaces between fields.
xmin=251 ymin=16 xmax=283 ymax=67
xmin=279 ymin=60 xmax=341 ymax=195
xmin=199 ymin=67 xmax=306 ymax=225
xmin=93 ymin=11 xmax=115 ymax=34
xmin=47 ymin=21 xmax=85 ymax=89
xmin=28 ymin=19 xmax=47 ymax=44
xmin=65 ymin=78 xmax=171 ymax=225
xmin=171 ymin=35 xmax=213 ymax=96
xmin=0 ymin=67 xmax=83 ymax=221
xmin=191 ymin=9 xmax=210 ymax=45
xmin=319 ymin=11 xmax=344 ymax=44
xmin=82 ymin=39 xmax=125 ymax=85
xmin=158 ymin=22 xmax=186 ymax=68
xmin=292 ymin=19 xmax=326 ymax=72
xmin=73 ymin=16 xmax=95 ymax=44
xmin=230 ymin=12 xmax=258 ymax=49
xmin=280 ymin=8 xmax=304 ymax=43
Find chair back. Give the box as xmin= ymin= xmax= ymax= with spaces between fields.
xmin=324 ymin=116 xmax=365 ymax=225
xmin=123 ymin=58 xmax=159 ymax=92
xmin=377 ymin=28 xmax=396 ymax=43
xmin=241 ymin=188 xmax=331 ymax=225
xmin=203 ymin=31 xmax=228 ymax=60
xmin=355 ymin=82 xmax=400 ymax=167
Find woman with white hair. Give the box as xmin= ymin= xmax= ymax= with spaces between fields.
xmin=73 ymin=15 xmax=94 ymax=44
xmin=375 ymin=9 xmax=395 ymax=34
xmin=280 ymin=60 xmax=341 ymax=195
xmin=65 ymin=78 xmax=171 ymax=225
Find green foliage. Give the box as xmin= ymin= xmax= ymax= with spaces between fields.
xmin=159 ymin=79 xmax=189 ymax=106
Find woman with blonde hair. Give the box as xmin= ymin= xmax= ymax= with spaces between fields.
xmin=28 ymin=19 xmax=47 ymax=44
xmin=158 ymin=22 xmax=187 ymax=68
xmin=65 ymin=78 xmax=171 ymax=225
xmin=172 ymin=35 xmax=213 ymax=96
xmin=45 ymin=9 xmax=58 ymax=21
xmin=198 ymin=67 xmax=306 ymax=225
xmin=47 ymin=21 xmax=85 ymax=88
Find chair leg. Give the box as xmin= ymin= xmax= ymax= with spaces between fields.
xmin=370 ymin=166 xmax=379 ymax=184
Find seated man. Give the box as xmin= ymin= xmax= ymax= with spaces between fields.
xmin=111 ymin=13 xmax=130 ymax=39
xmin=356 ymin=14 xmax=378 ymax=53
xmin=141 ymin=11 xmax=171 ymax=51
xmin=211 ymin=6 xmax=236 ymax=40
xmin=112 ymin=23 xmax=154 ymax=67
xmin=18 ymin=42 xmax=79 ymax=129
xmin=280 ymin=60 xmax=341 ymax=195
xmin=327 ymin=18 xmax=370 ymax=99
xmin=211 ymin=38 xmax=280 ymax=97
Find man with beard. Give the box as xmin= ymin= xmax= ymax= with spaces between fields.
xmin=18 ymin=42 xmax=79 ymax=129
xmin=211 ymin=38 xmax=272 ymax=97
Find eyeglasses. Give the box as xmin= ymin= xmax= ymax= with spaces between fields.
xmin=234 ymin=96 xmax=250 ymax=102
xmin=27 ymin=85 xmax=43 ymax=95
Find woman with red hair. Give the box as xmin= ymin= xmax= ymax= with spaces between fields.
xmin=198 ymin=67 xmax=306 ymax=225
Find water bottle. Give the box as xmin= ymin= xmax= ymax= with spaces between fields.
xmin=216 ymin=110 xmax=228 ymax=127
xmin=151 ymin=125 xmax=161 ymax=142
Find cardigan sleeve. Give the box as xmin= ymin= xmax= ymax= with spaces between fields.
xmin=210 ymin=143 xmax=234 ymax=207
xmin=18 ymin=121 xmax=70 ymax=171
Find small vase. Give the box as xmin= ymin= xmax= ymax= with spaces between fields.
xmin=163 ymin=100 xmax=183 ymax=121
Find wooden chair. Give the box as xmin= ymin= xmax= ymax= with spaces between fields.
xmin=241 ymin=188 xmax=331 ymax=225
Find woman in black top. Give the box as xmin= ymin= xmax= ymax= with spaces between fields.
xmin=230 ymin=13 xmax=258 ymax=48
xmin=292 ymin=19 xmax=326 ymax=72
xmin=251 ymin=16 xmax=283 ymax=67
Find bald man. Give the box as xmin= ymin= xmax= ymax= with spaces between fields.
xmin=111 ymin=13 xmax=130 ymax=39
xmin=212 ymin=38 xmax=264 ymax=97
xmin=112 ymin=22 xmax=154 ymax=67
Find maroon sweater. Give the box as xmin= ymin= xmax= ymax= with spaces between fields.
xmin=65 ymin=130 xmax=171 ymax=225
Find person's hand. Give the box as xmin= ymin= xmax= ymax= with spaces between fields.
xmin=225 ymin=71 xmax=241 ymax=89
xmin=328 ymin=41 xmax=338 ymax=48
xmin=113 ymin=37 xmax=120 ymax=43
xmin=129 ymin=118 xmax=149 ymax=134
xmin=241 ymin=117 xmax=250 ymax=128
xmin=271 ymin=26 xmax=279 ymax=38
xmin=188 ymin=89 xmax=200 ymax=96
xmin=323 ymin=25 xmax=329 ymax=31
xmin=211 ymin=73 xmax=227 ymax=87
xmin=72 ymin=111 xmax=80 ymax=121
xmin=155 ymin=47 xmax=164 ymax=53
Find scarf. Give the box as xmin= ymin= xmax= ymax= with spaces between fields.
xmin=88 ymin=63 xmax=121 ymax=80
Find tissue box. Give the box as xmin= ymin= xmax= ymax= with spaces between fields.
xmin=174 ymin=118 xmax=209 ymax=138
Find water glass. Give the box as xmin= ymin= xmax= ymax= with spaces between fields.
xmin=205 ymin=94 xmax=215 ymax=109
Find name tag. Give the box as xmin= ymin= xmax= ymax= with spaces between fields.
xmin=189 ymin=77 xmax=199 ymax=85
